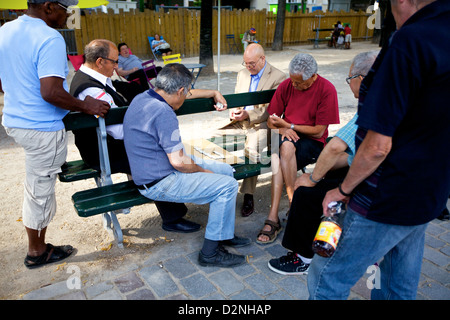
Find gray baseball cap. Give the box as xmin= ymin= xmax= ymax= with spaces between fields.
xmin=28 ymin=0 xmax=79 ymax=6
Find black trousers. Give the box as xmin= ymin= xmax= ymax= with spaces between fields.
xmin=282 ymin=167 xmax=349 ymax=259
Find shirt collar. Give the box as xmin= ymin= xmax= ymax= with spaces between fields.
xmin=251 ymin=62 xmax=267 ymax=80
xmin=79 ymin=64 xmax=114 ymax=89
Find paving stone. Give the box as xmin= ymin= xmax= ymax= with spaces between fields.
xmin=163 ymin=256 xmax=198 ymax=279
xmin=139 ymin=265 xmax=179 ymax=298
xmin=114 ymin=271 xmax=145 ymax=293
xmin=418 ymin=280 xmax=450 ymax=300
xmin=244 ymin=274 xmax=278 ymax=297
xmin=230 ymin=289 xmax=262 ymax=300
xmin=92 ymin=289 xmax=123 ymax=300
xmin=85 ymin=281 xmax=114 ymax=299
xmin=277 ymin=277 xmax=309 ymax=300
xmin=22 ymin=281 xmax=71 ymax=300
xmin=126 ymin=288 xmax=156 ymax=300
xmin=209 ymin=270 xmax=245 ymax=296
xmin=180 ymin=273 xmax=217 ymax=299
xmin=421 ymin=260 xmax=450 ymax=285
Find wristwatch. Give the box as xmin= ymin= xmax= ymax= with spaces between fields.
xmin=290 ymin=123 xmax=295 ymax=130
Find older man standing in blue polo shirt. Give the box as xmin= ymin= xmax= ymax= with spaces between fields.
xmin=0 ymin=0 xmax=110 ymax=269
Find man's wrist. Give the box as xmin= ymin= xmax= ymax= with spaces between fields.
xmin=309 ymin=173 xmax=324 ymax=184
xmin=338 ymin=182 xmax=352 ymax=197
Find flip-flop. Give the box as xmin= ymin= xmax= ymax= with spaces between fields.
xmin=256 ymin=219 xmax=282 ymax=245
xmin=24 ymin=243 xmax=74 ymax=269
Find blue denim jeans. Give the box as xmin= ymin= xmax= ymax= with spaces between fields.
xmin=307 ymin=207 xmax=428 ymax=300
xmin=138 ymin=156 xmax=238 ymax=241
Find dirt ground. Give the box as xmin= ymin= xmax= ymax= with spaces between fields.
xmin=0 ymin=41 xmax=380 ymax=300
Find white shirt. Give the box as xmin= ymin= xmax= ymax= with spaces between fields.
xmin=76 ymin=65 xmax=124 ymax=140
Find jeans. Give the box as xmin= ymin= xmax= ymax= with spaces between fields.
xmin=307 ymin=207 xmax=428 ymax=300
xmin=138 ymin=156 xmax=238 ymax=241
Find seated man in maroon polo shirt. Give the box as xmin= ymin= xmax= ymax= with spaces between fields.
xmin=256 ymin=53 xmax=339 ymax=244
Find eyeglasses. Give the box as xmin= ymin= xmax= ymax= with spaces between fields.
xmin=242 ymin=56 xmax=262 ymax=68
xmin=185 ymin=90 xmax=192 ymax=98
xmin=101 ymin=57 xmax=119 ymax=64
xmin=56 ymin=2 xmax=72 ymax=14
xmin=346 ymin=74 xmax=362 ymax=84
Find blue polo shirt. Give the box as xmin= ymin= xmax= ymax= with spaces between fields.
xmin=123 ymin=89 xmax=184 ymax=185
xmin=349 ymin=0 xmax=450 ymax=226
xmin=0 ymin=15 xmax=69 ymax=131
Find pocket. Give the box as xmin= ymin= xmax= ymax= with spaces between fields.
xmin=27 ymin=173 xmax=56 ymax=198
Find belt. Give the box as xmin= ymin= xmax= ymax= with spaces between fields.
xmin=136 ymin=177 xmax=164 ymax=190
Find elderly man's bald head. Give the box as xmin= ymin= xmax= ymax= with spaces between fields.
xmin=243 ymin=43 xmax=266 ymax=75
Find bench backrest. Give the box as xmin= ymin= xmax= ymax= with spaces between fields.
xmin=63 ymin=89 xmax=276 ymax=131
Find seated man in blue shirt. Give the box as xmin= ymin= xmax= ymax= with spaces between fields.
xmin=267 ymin=51 xmax=378 ymax=276
xmin=123 ymin=64 xmax=251 ymax=268
xmin=117 ymin=42 xmax=161 ymax=91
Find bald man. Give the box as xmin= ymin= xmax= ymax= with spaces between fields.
xmin=215 ymin=43 xmax=286 ymax=217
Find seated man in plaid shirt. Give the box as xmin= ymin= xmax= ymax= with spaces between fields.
xmin=267 ymin=51 xmax=379 ymax=276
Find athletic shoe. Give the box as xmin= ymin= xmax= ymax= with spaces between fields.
xmin=268 ymin=251 xmax=309 ymax=275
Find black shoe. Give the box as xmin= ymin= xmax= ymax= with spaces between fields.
xmin=221 ymin=235 xmax=251 ymax=248
xmin=241 ymin=194 xmax=254 ymax=217
xmin=198 ymin=246 xmax=246 ymax=268
xmin=268 ymin=252 xmax=310 ymax=275
xmin=162 ymin=218 xmax=201 ymax=233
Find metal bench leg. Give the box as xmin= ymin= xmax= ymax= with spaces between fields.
xmin=95 ymin=118 xmax=126 ymax=248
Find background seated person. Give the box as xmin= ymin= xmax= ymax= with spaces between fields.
xmin=151 ymin=33 xmax=172 ymax=56
xmin=242 ymin=28 xmax=258 ymax=50
xmin=117 ymin=42 xmax=161 ymax=91
xmin=267 ymin=51 xmax=378 ymax=275
xmin=257 ymin=53 xmax=339 ymax=244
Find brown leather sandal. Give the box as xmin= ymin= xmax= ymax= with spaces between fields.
xmin=256 ymin=219 xmax=282 ymax=244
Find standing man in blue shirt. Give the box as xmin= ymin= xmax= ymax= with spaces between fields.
xmin=0 ymin=0 xmax=110 ymax=269
xmin=309 ymin=0 xmax=450 ymax=300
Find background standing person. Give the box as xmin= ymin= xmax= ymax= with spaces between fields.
xmin=309 ymin=0 xmax=450 ymax=300
xmin=214 ymin=43 xmax=286 ymax=217
xmin=0 ymin=0 xmax=110 ymax=269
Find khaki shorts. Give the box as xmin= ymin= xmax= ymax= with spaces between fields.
xmin=5 ymin=127 xmax=67 ymax=231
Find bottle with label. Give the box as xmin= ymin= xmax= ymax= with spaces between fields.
xmin=312 ymin=201 xmax=345 ymax=258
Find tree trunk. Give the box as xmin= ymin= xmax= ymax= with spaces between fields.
xmin=272 ymin=0 xmax=286 ymax=51
xmin=199 ymin=0 xmax=215 ymax=76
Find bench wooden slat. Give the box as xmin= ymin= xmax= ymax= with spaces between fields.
xmin=59 ymin=160 xmax=100 ymax=182
xmin=71 ymin=162 xmax=269 ymax=217
xmin=63 ymin=90 xmax=276 ymax=130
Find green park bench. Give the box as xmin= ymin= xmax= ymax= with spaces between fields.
xmin=60 ymin=89 xmax=276 ymax=247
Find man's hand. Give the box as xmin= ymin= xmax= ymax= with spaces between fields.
xmin=280 ymin=127 xmax=300 ymax=142
xmin=322 ymin=187 xmax=350 ymax=216
xmin=212 ymin=91 xmax=227 ymax=111
xmin=230 ymin=109 xmax=249 ymax=121
xmin=83 ymin=95 xmax=111 ymax=118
